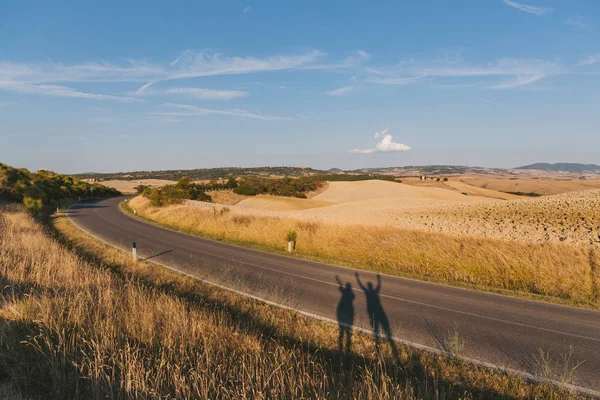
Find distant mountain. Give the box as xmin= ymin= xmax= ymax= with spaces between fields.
xmin=516 ymin=163 xmax=600 ymax=173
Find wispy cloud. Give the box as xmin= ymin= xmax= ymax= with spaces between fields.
xmin=366 ymin=75 xmax=427 ymax=85
xmin=368 ymin=58 xmax=562 ymax=89
xmin=151 ymin=103 xmax=292 ymax=121
xmin=502 ymin=0 xmax=551 ymax=16
xmin=349 ymin=127 xmax=411 ymax=154
xmin=579 ymin=55 xmax=600 ymax=66
xmin=0 ymin=49 xmax=354 ymax=99
xmin=242 ymin=5 xmax=251 ymax=14
xmin=326 ymin=86 xmax=355 ymax=96
xmin=0 ymin=82 xmax=137 ymax=102
xmin=162 ymin=87 xmax=247 ymax=100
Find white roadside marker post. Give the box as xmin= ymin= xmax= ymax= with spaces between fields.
xmin=132 ymin=241 xmax=137 ymax=262
xmin=287 ymin=241 xmax=293 ymax=253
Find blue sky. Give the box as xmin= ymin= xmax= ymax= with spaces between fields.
xmin=1 ymin=0 xmax=599 ymax=173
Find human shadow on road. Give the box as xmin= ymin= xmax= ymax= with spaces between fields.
xmin=356 ymin=272 xmax=400 ymax=360
xmin=335 ymin=275 xmax=355 ymax=353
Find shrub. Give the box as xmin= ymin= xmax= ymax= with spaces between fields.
xmin=23 ymin=196 xmax=42 ymax=214
xmin=143 ymin=182 xmax=212 ymax=207
xmin=226 ymin=176 xmax=238 ymax=189
xmin=134 ymin=185 xmax=149 ymax=194
xmin=286 ymin=230 xmax=297 ymax=243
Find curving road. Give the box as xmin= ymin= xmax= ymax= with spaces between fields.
xmin=68 ymin=197 xmax=600 ymax=396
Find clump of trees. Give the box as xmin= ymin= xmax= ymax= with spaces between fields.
xmin=0 ymin=162 xmax=120 ymax=213
xmin=142 ymin=177 xmax=212 ymax=206
xmin=233 ymin=176 xmax=322 ymax=198
xmin=232 ymin=174 xmax=402 ymax=198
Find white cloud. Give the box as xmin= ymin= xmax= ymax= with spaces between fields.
xmin=151 ymin=103 xmax=292 ymax=121
xmin=326 ymin=86 xmax=355 ymax=96
xmin=579 ymin=55 xmax=600 ymax=66
xmin=164 ymin=87 xmax=247 ymax=100
xmin=356 ymin=50 xmax=370 ymax=58
xmin=349 ymin=128 xmax=411 ymax=154
xmin=0 ymin=82 xmax=137 ymax=102
xmin=242 ymin=5 xmax=251 ymax=14
xmin=502 ymin=0 xmax=551 ymax=16
xmin=368 ymin=58 xmax=562 ymax=89
xmin=135 ymin=80 xmax=156 ymax=94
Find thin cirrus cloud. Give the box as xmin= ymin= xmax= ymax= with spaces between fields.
xmin=164 ymin=87 xmax=248 ymax=100
xmin=151 ymin=103 xmax=292 ymax=121
xmin=326 ymin=86 xmax=355 ymax=96
xmin=0 ymin=48 xmax=351 ymax=100
xmin=0 ymin=82 xmax=137 ymax=102
xmin=349 ymin=128 xmax=411 ymax=154
xmin=367 ymin=58 xmax=562 ymax=89
xmin=502 ymin=0 xmax=551 ymax=16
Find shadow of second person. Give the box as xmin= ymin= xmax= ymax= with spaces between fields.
xmin=355 ymin=272 xmax=400 ymax=360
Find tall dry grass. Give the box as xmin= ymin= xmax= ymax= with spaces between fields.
xmin=0 ymin=204 xmax=579 ymax=399
xmin=129 ymin=196 xmax=599 ymax=306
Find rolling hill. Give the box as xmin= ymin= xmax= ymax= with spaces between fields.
xmin=516 ymin=163 xmax=600 ymax=173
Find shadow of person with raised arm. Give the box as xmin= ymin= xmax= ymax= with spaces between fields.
xmin=335 ymin=275 xmax=355 ymax=353
xmin=355 ymin=272 xmax=400 ymax=360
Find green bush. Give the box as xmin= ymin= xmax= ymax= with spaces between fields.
xmin=142 ymin=177 xmax=213 ymax=207
xmin=0 ymin=162 xmax=120 ymax=212
xmin=286 ymin=230 xmax=297 ymax=242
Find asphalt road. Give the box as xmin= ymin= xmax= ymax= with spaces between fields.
xmin=68 ymin=197 xmax=600 ymax=395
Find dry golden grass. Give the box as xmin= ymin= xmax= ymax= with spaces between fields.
xmin=129 ymin=195 xmax=600 ymax=306
xmin=0 ymin=204 xmax=579 ymax=399
xmin=461 ymin=178 xmax=600 ymax=196
xmin=235 ymin=195 xmax=333 ymax=211
xmin=207 ymin=189 xmax=247 ymax=205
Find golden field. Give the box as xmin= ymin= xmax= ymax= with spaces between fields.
xmin=99 ymin=179 xmax=176 ymax=194
xmin=128 ymin=180 xmax=600 ymax=306
xmin=0 ymin=204 xmax=578 ymax=399
xmin=460 ymin=177 xmax=600 ymax=196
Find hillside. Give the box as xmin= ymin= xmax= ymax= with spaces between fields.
xmin=516 ymin=163 xmax=600 ymax=173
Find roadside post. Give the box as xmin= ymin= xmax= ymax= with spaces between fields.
xmin=132 ymin=241 xmax=137 ymax=262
